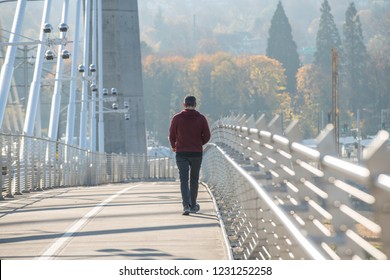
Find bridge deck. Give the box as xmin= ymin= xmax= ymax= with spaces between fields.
xmin=0 ymin=181 xmax=229 ymax=260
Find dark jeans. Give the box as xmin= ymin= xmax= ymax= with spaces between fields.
xmin=176 ymin=154 xmax=202 ymax=207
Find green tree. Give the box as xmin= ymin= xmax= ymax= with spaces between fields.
xmin=266 ymin=1 xmax=300 ymax=97
xmin=313 ymin=0 xmax=342 ymax=71
xmin=342 ymin=2 xmax=370 ymax=113
xmin=312 ymin=0 xmax=342 ymax=117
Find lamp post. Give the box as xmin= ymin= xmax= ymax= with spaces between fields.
xmin=97 ymin=0 xmax=104 ymax=152
xmin=47 ymin=0 xmax=70 ymax=142
xmin=79 ymin=0 xmax=91 ymax=150
xmin=65 ymin=0 xmax=81 ymax=147
xmin=90 ymin=0 xmax=98 ymax=152
xmin=23 ymin=0 xmax=52 ymax=137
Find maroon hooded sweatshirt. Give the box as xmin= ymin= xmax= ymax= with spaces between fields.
xmin=169 ymin=109 xmax=211 ymax=156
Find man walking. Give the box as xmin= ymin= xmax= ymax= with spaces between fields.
xmin=169 ymin=95 xmax=211 ymax=215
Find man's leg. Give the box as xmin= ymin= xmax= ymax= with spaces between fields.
xmin=189 ymin=156 xmax=202 ymax=209
xmin=176 ymin=155 xmax=191 ymax=208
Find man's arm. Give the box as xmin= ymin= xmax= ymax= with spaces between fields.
xmin=201 ymin=117 xmax=211 ymax=144
xmin=169 ymin=117 xmax=177 ymax=151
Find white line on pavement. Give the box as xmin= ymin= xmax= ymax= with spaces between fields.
xmin=37 ymin=184 xmax=142 ymax=260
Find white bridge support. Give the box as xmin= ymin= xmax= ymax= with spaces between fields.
xmin=0 ymin=0 xmax=27 ymax=129
xmin=23 ymin=0 xmax=52 ymax=137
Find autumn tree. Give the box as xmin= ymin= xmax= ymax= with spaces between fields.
xmin=209 ymin=53 xmax=241 ymax=118
xmin=143 ymin=55 xmax=187 ymax=145
xmin=266 ymin=1 xmax=300 ymax=97
xmin=185 ymin=54 xmax=215 ymax=116
xmin=236 ymin=55 xmax=289 ymax=118
xmin=296 ymin=64 xmax=326 ymax=138
xmin=186 ymin=53 xmax=243 ymax=121
xmin=143 ymin=53 xmax=290 ymax=143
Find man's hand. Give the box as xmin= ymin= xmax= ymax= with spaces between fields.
xmin=172 ymin=147 xmax=176 ymax=152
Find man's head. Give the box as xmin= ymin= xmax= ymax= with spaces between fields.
xmin=184 ymin=95 xmax=197 ymax=109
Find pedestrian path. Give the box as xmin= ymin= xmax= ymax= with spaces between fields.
xmin=0 ymin=181 xmax=229 ymax=260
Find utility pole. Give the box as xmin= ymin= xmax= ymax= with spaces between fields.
xmin=381 ymin=109 xmax=387 ymax=130
xmin=332 ymin=48 xmax=339 ymax=156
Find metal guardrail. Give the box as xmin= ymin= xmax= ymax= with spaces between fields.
xmin=1 ymin=133 xmax=176 ymax=199
xmin=201 ymin=114 xmax=390 ymax=260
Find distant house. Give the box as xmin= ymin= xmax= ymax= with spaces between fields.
xmin=356 ymin=0 xmax=390 ymax=8
xmin=214 ymin=32 xmax=261 ymax=55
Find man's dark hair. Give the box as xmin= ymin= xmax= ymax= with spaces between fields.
xmin=184 ymin=95 xmax=196 ymax=107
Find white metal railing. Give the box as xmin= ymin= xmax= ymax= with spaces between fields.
xmin=201 ymin=114 xmax=390 ymax=260
xmin=1 ymin=133 xmax=175 ymax=199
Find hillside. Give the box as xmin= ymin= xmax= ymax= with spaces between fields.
xmin=138 ymin=0 xmax=388 ymax=62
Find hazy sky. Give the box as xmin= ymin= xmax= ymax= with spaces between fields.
xmin=0 ymin=0 xmax=382 ymax=55
xmin=0 ymin=1 xmax=372 ymax=38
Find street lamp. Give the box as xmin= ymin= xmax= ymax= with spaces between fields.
xmin=43 ymin=23 xmax=53 ymax=33
xmin=58 ymin=22 xmax=68 ymax=32
xmin=44 ymin=49 xmax=54 ymax=60
xmin=90 ymin=83 xmax=97 ymax=92
xmin=61 ymin=49 xmax=70 ymax=59
xmin=89 ymin=63 xmax=96 ymax=72
xmin=77 ymin=64 xmax=84 ymax=73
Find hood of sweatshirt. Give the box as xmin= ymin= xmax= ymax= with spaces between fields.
xmin=180 ymin=109 xmax=201 ymax=119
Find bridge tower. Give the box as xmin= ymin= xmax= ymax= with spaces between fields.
xmin=101 ymin=0 xmax=146 ymax=154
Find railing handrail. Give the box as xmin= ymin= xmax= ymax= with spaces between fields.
xmin=1 ymin=133 xmax=176 ymax=200
xmin=201 ymin=114 xmax=390 ymax=260
xmin=205 ymin=143 xmax=327 ymax=260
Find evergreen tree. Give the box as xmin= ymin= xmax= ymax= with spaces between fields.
xmin=266 ymin=1 xmax=300 ymax=96
xmin=311 ymin=0 xmax=343 ymax=115
xmin=314 ymin=0 xmax=342 ymax=72
xmin=342 ymin=2 xmax=369 ymax=113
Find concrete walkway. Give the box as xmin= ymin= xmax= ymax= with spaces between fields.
xmin=0 ymin=181 xmax=229 ymax=260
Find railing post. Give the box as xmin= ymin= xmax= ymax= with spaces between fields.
xmin=12 ymin=136 xmax=20 ymax=195
xmin=6 ymin=136 xmax=13 ymax=198
xmin=363 ymin=130 xmax=390 ymax=257
xmin=22 ymin=136 xmax=29 ymax=193
xmin=0 ymin=135 xmax=4 ymax=200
